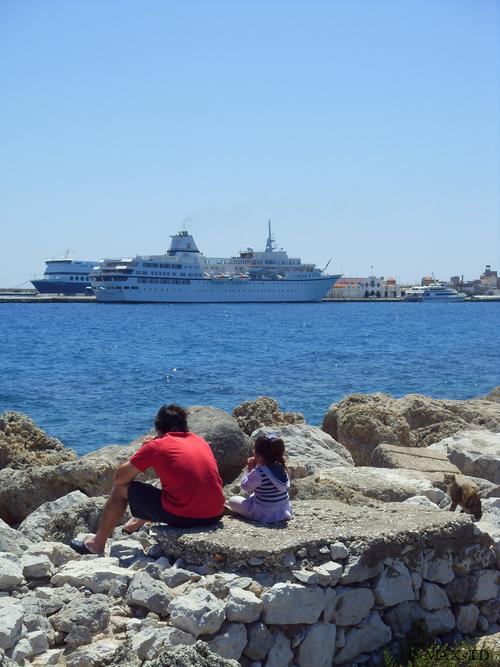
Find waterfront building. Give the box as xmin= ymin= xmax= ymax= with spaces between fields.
xmin=326 ymin=275 xmax=401 ymax=299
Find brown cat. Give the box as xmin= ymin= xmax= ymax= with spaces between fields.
xmin=444 ymin=473 xmax=482 ymax=521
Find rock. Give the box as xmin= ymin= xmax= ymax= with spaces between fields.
xmin=0 ymin=556 xmax=23 ymax=590
xmin=429 ymin=430 xmax=500 ymax=484
xmin=64 ymin=639 xmax=122 ymax=667
xmin=0 ymin=411 xmax=76 ymax=469
xmin=186 ymin=406 xmax=250 ymax=483
xmin=35 ymin=584 xmax=82 ymax=616
xmin=484 ymin=387 xmax=500 ymax=403
xmin=420 ymin=582 xmax=450 ymax=610
xmin=26 ymin=630 xmax=49 ymax=655
xmin=466 ymin=570 xmax=500 ymax=602
xmin=250 ymin=424 xmax=354 ymax=475
xmin=330 ymin=542 xmax=349 ymax=560
xmin=265 ymin=631 xmax=293 ymax=667
xmin=20 ymin=595 xmax=54 ymax=639
xmin=292 ymin=570 xmax=318 ymax=585
xmin=262 ymin=583 xmax=325 ymax=624
xmin=160 ymin=567 xmax=193 ymax=588
xmin=144 ymin=627 xmax=195 ymax=661
xmin=455 ymin=604 xmax=479 ymax=633
xmin=371 ymin=444 xmax=460 ymax=474
xmin=0 ymin=604 xmax=23 ymax=650
xmin=109 ymin=539 xmax=145 ymax=563
xmin=64 ymin=625 xmax=93 ymax=648
xmin=243 ymin=622 xmax=273 ymax=661
xmin=374 ymin=561 xmax=415 ymax=606
xmin=21 ymin=554 xmax=53 ymax=579
xmin=330 ymin=587 xmax=374 ymax=626
xmin=51 ymin=557 xmax=133 ymax=593
xmin=403 ymin=496 xmax=439 ymax=509
xmin=225 ymin=587 xmax=262 ymax=623
xmin=26 ymin=541 xmax=81 ymax=568
xmin=126 ymin=572 xmax=173 ymax=616
xmin=340 ymin=554 xmax=384 ymax=585
xmin=18 ymin=491 xmax=89 ymax=541
xmin=207 ymin=623 xmax=247 ymax=660
xmin=420 ymin=607 xmax=456 ymax=635
xmin=168 ymin=588 xmax=225 ymax=637
xmin=322 ymin=392 xmax=500 ymax=465
xmin=313 ymin=561 xmax=343 ymax=586
xmin=421 ymin=552 xmax=455 ymax=585
xmin=298 ymin=623 xmax=336 ymax=667
xmin=10 ymin=637 xmax=33 ymax=663
xmin=142 ymin=640 xmax=240 ymax=667
xmin=232 ymin=396 xmax=304 ymax=435
xmin=49 ymin=594 xmax=110 ymax=634
xmin=33 ymin=496 xmax=107 ymax=542
xmin=0 ymin=518 xmax=33 ymax=555
xmin=334 ymin=611 xmax=392 ymax=664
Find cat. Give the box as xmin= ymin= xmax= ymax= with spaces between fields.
xmin=444 ymin=473 xmax=482 ymax=521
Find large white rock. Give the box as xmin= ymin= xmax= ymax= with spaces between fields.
xmin=430 ymin=430 xmax=500 ymax=484
xmin=25 ymin=541 xmax=79 ymax=568
xmin=51 ymin=557 xmax=133 ymax=593
xmin=225 ymin=587 xmax=262 ymax=623
xmin=252 ymin=424 xmax=354 ymax=474
xmin=421 ymin=552 xmax=454 ymax=585
xmin=420 ymin=582 xmax=450 ymax=610
xmin=313 ymin=561 xmax=343 ymax=586
xmin=21 ymin=554 xmax=53 ymax=579
xmin=374 ymin=561 xmax=415 ymax=606
xmin=467 ymin=570 xmax=500 ymax=602
xmin=0 ymin=604 xmax=23 ymax=650
xmin=125 ymin=571 xmax=172 ymax=617
xmin=298 ymin=623 xmax=336 ymax=667
xmin=18 ymin=491 xmax=88 ymax=542
xmin=144 ymin=627 xmax=196 ymax=661
xmin=0 ymin=517 xmax=33 ymax=555
xmin=334 ymin=611 xmax=392 ymax=664
xmin=456 ymin=604 xmax=479 ymax=633
xmin=340 ymin=554 xmax=384 ymax=584
xmin=243 ymin=622 xmax=274 ymax=661
xmin=265 ymin=630 xmax=293 ymax=667
xmin=330 ymin=587 xmax=374 ymax=626
xmin=420 ymin=607 xmax=456 ymax=635
xmin=207 ymin=622 xmax=247 ymax=660
xmin=0 ymin=556 xmax=23 ymax=590
xmin=168 ymin=588 xmax=225 ymax=637
xmin=262 ymin=583 xmax=325 ymax=625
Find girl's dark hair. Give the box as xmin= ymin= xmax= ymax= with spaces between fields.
xmin=254 ymin=435 xmax=286 ymax=468
xmin=154 ymin=404 xmax=188 ymax=434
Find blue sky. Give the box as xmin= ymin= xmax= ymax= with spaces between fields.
xmin=1 ymin=0 xmax=498 ymax=286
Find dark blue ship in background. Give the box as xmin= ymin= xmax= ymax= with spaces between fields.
xmin=31 ymin=258 xmax=97 ymax=295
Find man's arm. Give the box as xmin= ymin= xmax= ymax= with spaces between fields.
xmin=114 ymin=462 xmax=141 ymax=486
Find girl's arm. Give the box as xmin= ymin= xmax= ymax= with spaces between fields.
xmin=240 ymin=467 xmax=263 ymax=492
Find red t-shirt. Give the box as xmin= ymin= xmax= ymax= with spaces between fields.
xmin=129 ymin=432 xmax=225 ymax=518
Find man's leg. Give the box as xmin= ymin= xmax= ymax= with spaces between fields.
xmin=84 ymin=483 xmax=130 ymax=554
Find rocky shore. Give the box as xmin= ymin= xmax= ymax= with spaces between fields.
xmin=1 ymin=391 xmax=500 ymax=666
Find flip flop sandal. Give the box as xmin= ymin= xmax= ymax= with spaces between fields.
xmin=69 ymin=539 xmax=102 ymax=556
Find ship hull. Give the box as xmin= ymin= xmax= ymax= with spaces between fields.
xmin=93 ymin=276 xmax=341 ymax=303
xmin=31 ymin=280 xmax=93 ymax=295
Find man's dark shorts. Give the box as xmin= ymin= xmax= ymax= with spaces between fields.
xmin=128 ymin=481 xmax=223 ymax=528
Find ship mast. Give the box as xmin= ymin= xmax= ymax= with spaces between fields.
xmin=265 ymin=220 xmax=276 ymax=253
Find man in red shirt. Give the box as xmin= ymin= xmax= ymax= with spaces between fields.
xmin=70 ymin=404 xmax=225 ymax=555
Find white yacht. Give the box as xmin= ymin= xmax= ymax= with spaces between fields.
xmin=403 ymin=283 xmax=467 ymax=302
xmin=90 ymin=224 xmax=341 ymax=303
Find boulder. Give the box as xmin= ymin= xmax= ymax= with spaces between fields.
xmin=322 ymin=392 xmax=500 ymax=465
xmin=186 ymin=406 xmax=250 ymax=483
xmin=261 ymin=583 xmax=325 ymax=624
xmin=0 ymin=556 xmax=23 ymax=590
xmin=51 ymin=557 xmax=133 ymax=593
xmin=0 ymin=603 xmax=23 ymax=650
xmin=142 ymin=641 xmax=240 ymax=667
xmin=334 ymin=611 xmax=392 ymax=664
xmin=371 ymin=444 xmax=460 ymax=474
xmin=330 ymin=587 xmax=374 ymax=625
xmin=250 ymin=424 xmax=354 ymax=475
xmin=0 ymin=517 xmax=33 ymax=554
xmin=298 ymin=623 xmax=336 ymax=667
xmin=225 ymin=587 xmax=262 ymax=623
xmin=243 ymin=621 xmax=273 ymax=660
xmin=49 ymin=594 xmax=110 ymax=635
xmin=18 ymin=491 xmax=89 ymax=542
xmin=168 ymin=588 xmax=226 ymax=637
xmin=26 ymin=496 xmax=107 ymax=542
xmin=429 ymin=430 xmax=500 ymax=484
xmin=0 ymin=411 xmax=76 ymax=469
xmin=125 ymin=572 xmax=173 ymax=616
xmin=232 ymin=396 xmax=304 ymax=435
xmin=206 ymin=623 xmax=247 ymax=660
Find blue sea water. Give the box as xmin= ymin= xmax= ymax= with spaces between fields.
xmin=0 ymin=302 xmax=499 ymax=456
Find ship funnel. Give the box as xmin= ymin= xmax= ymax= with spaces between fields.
xmin=168 ymin=231 xmax=200 ymax=254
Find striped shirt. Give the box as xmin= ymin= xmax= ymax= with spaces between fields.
xmin=241 ymin=465 xmax=290 ymax=504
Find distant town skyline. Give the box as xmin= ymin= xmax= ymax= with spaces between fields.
xmin=0 ymin=0 xmax=498 ymax=287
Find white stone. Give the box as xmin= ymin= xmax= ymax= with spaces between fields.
xmin=64 ymin=639 xmax=120 ymax=667
xmin=334 ymin=611 xmax=392 ymax=664
xmin=168 ymin=588 xmax=225 ymax=637
xmin=292 ymin=570 xmax=318 ymax=585
xmin=313 ymin=561 xmax=343 ymax=586
xmin=21 ymin=554 xmax=53 ymax=579
xmin=11 ymin=637 xmax=33 ymax=662
xmin=298 ymin=622 xmax=336 ymax=667
xmin=340 ymin=555 xmax=383 ymax=584
xmin=207 ymin=622 xmax=247 ymax=660
xmin=456 ymin=604 xmax=479 ymax=633
xmin=420 ymin=582 xmax=450 ymax=610
xmin=0 ymin=605 xmax=23 ymax=650
xmin=420 ymin=608 xmax=456 ymax=635
xmin=126 ymin=571 xmax=172 ymax=617
xmin=26 ymin=542 xmax=78 ymax=568
xmin=266 ymin=630 xmax=293 ymax=667
xmin=468 ymin=570 xmax=500 ymax=602
xmin=145 ymin=627 xmax=195 ymax=661
xmin=0 ymin=556 xmax=23 ymax=590
xmin=161 ymin=567 xmax=193 ymax=588
xmin=430 ymin=429 xmax=500 ymax=484
xmin=109 ymin=539 xmax=144 ymax=561
xmin=51 ymin=557 xmax=133 ymax=593
xmin=18 ymin=491 xmax=88 ymax=542
xmin=330 ymin=542 xmax=349 ymax=560
xmin=262 ymin=583 xmax=325 ymax=625
xmin=225 ymin=587 xmax=262 ymax=623
xmin=244 ymin=622 xmax=273 ymax=661
xmin=402 ymin=495 xmax=439 ymax=509
xmin=374 ymin=561 xmax=415 ymax=607
xmin=331 ymin=587 xmax=374 ymax=626
xmin=421 ymin=552 xmax=454 ymax=585
xmin=31 ymin=648 xmax=65 ymax=665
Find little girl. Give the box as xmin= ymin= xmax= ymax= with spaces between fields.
xmin=228 ymin=434 xmax=292 ymax=523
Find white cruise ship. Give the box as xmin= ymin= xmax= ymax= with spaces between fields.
xmin=90 ymin=224 xmax=341 ymax=303
xmin=31 ymin=258 xmax=96 ymax=295
xmin=403 ymin=283 xmax=467 ymax=302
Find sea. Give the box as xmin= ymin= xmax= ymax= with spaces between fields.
xmin=1 ymin=302 xmax=499 ymax=456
